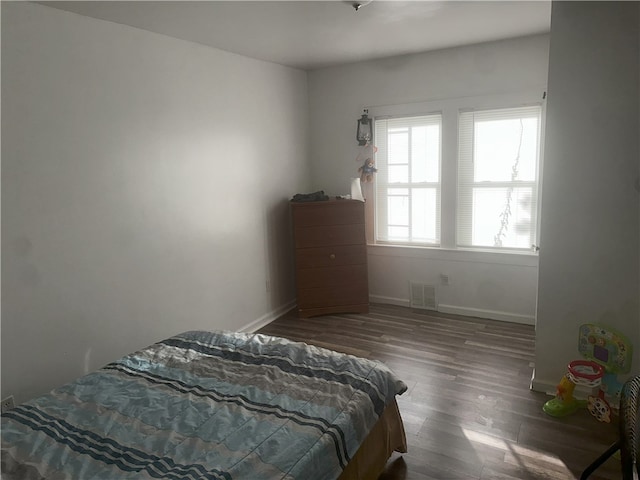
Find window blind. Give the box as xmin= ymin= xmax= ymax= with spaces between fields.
xmin=374 ymin=114 xmax=442 ymax=245
xmin=457 ymin=105 xmax=542 ymax=250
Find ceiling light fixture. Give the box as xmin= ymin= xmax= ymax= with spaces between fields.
xmin=352 ymin=1 xmax=372 ymax=12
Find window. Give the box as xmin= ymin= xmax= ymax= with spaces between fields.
xmin=374 ymin=114 xmax=442 ymax=245
xmin=457 ymin=106 xmax=542 ymax=250
xmin=372 ymin=96 xmax=543 ymax=253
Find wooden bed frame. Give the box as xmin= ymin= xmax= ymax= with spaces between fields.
xmin=339 ymin=399 xmax=407 ymax=480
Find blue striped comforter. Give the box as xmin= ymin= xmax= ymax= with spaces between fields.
xmin=1 ymin=331 xmax=407 ymax=479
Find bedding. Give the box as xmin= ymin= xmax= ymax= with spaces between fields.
xmin=1 ymin=330 xmax=407 ymax=480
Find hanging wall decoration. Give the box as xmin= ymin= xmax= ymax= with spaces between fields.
xmin=356 ymin=109 xmax=372 ymax=146
xmin=355 ymin=109 xmax=378 ymax=187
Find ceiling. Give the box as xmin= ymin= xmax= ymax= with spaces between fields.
xmin=40 ymin=1 xmax=552 ymax=71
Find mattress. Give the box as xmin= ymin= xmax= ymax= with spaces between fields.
xmin=1 ymin=330 xmax=407 ymax=479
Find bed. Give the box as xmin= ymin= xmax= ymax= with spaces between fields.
xmin=1 ymin=330 xmax=407 ymax=480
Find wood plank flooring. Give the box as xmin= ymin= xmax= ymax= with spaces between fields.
xmin=258 ymin=304 xmax=622 ymax=480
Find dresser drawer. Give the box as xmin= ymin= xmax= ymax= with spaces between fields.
xmin=297 ymin=282 xmax=369 ymax=309
xmin=291 ymin=201 xmax=364 ymax=227
xmin=296 ymin=264 xmax=368 ymax=289
xmin=294 ymin=224 xmax=365 ymax=248
xmin=295 ymin=245 xmax=367 ymax=268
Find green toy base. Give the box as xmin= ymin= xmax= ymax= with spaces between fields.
xmin=543 ymin=397 xmax=587 ymax=417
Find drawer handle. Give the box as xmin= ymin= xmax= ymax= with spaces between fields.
xmin=329 ymin=254 xmax=336 ymax=260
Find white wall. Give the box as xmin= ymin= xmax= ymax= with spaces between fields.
xmin=533 ymin=1 xmax=640 ymax=392
xmin=307 ymin=35 xmax=549 ymax=323
xmin=1 ymin=2 xmax=309 ymax=403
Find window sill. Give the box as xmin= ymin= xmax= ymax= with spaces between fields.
xmin=366 ymin=243 xmax=539 ymax=267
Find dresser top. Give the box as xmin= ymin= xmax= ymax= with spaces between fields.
xmin=290 ymin=198 xmax=365 ymax=207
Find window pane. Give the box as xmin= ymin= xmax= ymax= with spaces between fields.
xmin=458 ymin=105 xmax=541 ymax=251
xmin=388 ymin=165 xmax=409 ymax=183
xmin=472 ymin=187 xmax=533 ymax=248
xmin=388 ymin=195 xmax=409 ymax=226
xmin=375 ymin=113 xmax=442 ymax=245
xmin=411 ymin=125 xmax=440 ymax=183
xmin=474 ymin=116 xmax=538 ymax=182
xmin=389 ymin=132 xmax=408 ymax=165
xmin=388 ymin=226 xmax=409 ymax=240
xmin=412 ymin=188 xmax=437 ymax=243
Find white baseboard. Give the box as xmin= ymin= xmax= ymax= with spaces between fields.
xmin=369 ymin=294 xmax=410 ymax=308
xmin=530 ymin=373 xmax=557 ymax=396
xmin=437 ymin=304 xmax=535 ymax=325
xmin=369 ymin=295 xmax=535 ymax=325
xmin=251 ymin=297 xmax=535 ymax=330
xmin=240 ymin=300 xmax=296 ymax=333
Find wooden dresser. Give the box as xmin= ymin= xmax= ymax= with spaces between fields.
xmin=291 ymin=199 xmax=369 ymax=318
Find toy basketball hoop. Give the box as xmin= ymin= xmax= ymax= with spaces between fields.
xmin=567 ymin=360 xmax=605 ymax=387
xmin=543 ymin=360 xmax=604 ymax=418
xmin=544 ymin=324 xmax=634 ymax=422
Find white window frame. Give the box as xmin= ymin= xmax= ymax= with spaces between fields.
xmin=374 ymin=114 xmax=442 ymax=246
xmin=368 ymin=91 xmax=545 ymax=254
xmin=457 ymin=105 xmax=543 ymax=251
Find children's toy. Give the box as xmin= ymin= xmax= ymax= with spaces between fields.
xmin=587 ymin=395 xmax=612 ymax=423
xmin=579 ymin=323 xmax=633 ymax=420
xmin=543 ymin=360 xmax=604 ymax=417
xmin=358 ymin=159 xmax=377 ymax=183
xmin=543 ymin=323 xmax=634 ymax=422
xmin=355 ymin=144 xmax=378 ymax=183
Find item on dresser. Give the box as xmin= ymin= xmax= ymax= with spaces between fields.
xmin=350 ymin=178 xmax=364 ymax=201
xmin=291 ymin=199 xmax=369 ymax=318
xmin=291 ymin=190 xmax=330 ymax=202
xmin=1 ymin=331 xmax=407 ymax=480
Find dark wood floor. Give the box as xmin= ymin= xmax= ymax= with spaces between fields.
xmin=258 ymin=304 xmax=622 ymax=480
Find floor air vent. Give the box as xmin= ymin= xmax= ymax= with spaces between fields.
xmin=410 ymin=282 xmax=437 ymax=310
